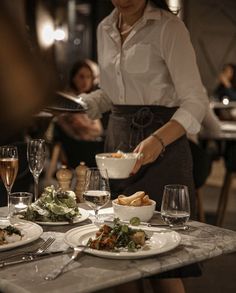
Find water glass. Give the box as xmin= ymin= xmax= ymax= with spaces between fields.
xmin=83 ymin=168 xmax=110 ymax=225
xmin=10 ymin=192 xmax=33 ymax=217
xmin=161 ymin=184 xmax=190 ymax=230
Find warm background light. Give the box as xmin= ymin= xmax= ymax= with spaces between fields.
xmin=53 ymin=28 xmax=66 ymax=41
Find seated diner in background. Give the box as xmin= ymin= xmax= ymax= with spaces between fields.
xmin=54 ymin=59 xmax=104 ymax=168
xmin=214 ymin=63 xmax=236 ymax=102
xmin=212 ymin=63 xmax=236 ymax=121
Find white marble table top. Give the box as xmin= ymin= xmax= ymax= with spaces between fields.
xmin=1 ymin=207 xmax=236 ymax=293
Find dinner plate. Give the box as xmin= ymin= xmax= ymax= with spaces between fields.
xmin=0 ymin=220 xmax=43 ymax=252
xmin=64 ymin=224 xmax=181 ymax=259
xmin=36 ymin=208 xmax=90 ymax=226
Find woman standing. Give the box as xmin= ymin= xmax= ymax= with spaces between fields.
xmin=72 ymin=0 xmax=208 ymax=211
xmin=66 ymin=1 xmax=209 ymax=291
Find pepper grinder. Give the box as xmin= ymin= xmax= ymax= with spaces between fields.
xmin=75 ymin=162 xmax=88 ymax=203
xmin=56 ymin=166 xmax=73 ymax=191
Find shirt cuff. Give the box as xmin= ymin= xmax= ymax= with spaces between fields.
xmin=171 ymin=108 xmax=201 ymax=134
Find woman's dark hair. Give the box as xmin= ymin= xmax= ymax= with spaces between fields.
xmin=69 ymin=60 xmax=94 ymax=92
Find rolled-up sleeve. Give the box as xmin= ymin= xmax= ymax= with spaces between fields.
xmin=161 ymin=19 xmax=209 ymax=134
xmin=80 ymin=89 xmax=112 ymax=120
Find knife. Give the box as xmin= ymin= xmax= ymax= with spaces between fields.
xmin=0 ymin=249 xmax=73 ymax=268
xmin=104 ymin=219 xmax=168 ymax=227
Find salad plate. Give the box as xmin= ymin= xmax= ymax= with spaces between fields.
xmin=0 ymin=220 xmax=43 ymax=252
xmin=64 ymin=224 xmax=181 ymax=259
xmin=36 ymin=208 xmax=90 ymax=226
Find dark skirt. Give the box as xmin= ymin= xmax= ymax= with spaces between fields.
xmin=105 ymin=105 xmax=196 ymax=218
xmin=105 ymin=105 xmax=202 ymax=278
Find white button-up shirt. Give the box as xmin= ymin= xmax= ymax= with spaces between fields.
xmin=82 ymin=1 xmax=208 ymax=134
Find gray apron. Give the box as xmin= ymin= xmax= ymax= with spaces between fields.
xmin=105 ymin=105 xmax=196 ymax=218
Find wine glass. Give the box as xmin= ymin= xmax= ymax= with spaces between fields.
xmin=27 ymin=139 xmax=46 ymax=201
xmin=83 ymin=168 xmax=110 ymax=225
xmin=0 ymin=145 xmax=18 ymax=222
xmin=161 ymin=184 xmax=190 ymax=230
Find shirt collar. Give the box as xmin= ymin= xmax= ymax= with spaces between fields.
xmin=102 ymin=1 xmax=161 ymax=32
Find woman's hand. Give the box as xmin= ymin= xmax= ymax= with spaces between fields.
xmin=131 ymin=120 xmax=186 ymax=175
xmin=131 ymin=135 xmax=163 ymax=174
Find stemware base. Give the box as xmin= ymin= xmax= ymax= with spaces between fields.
xmin=0 ymin=217 xmax=11 ymax=227
xmin=169 ymin=224 xmax=190 ymax=231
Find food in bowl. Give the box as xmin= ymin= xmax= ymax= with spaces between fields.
xmin=95 ymin=152 xmax=139 ymax=179
xmin=112 ymin=192 xmax=156 ymax=222
xmin=117 ymin=191 xmax=152 ymax=206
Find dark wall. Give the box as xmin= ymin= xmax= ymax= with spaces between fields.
xmin=183 ymin=0 xmax=236 ymax=96
xmin=54 ymin=0 xmax=114 ymax=86
xmin=90 ymin=0 xmax=114 ymax=60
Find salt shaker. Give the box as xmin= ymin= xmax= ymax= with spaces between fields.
xmin=56 ymin=166 xmax=73 ymax=191
xmin=75 ymin=162 xmax=88 ymax=203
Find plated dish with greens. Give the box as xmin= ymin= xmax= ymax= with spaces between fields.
xmin=0 ymin=220 xmax=43 ymax=251
xmin=23 ymin=186 xmax=89 ymax=225
xmin=0 ymin=225 xmax=23 ymax=246
xmin=64 ymin=219 xmax=181 ymax=259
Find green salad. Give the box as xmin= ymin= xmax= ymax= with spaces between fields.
xmin=23 ymin=186 xmax=80 ymax=223
xmin=88 ymin=218 xmax=148 ymax=252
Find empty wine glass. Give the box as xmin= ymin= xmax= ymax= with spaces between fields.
xmin=161 ymin=184 xmax=190 ymax=230
xmin=0 ymin=145 xmax=18 ymax=222
xmin=27 ymin=139 xmax=46 ymax=201
xmin=83 ymin=168 xmax=110 ymax=225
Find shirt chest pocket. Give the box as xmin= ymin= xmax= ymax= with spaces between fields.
xmin=124 ymin=44 xmax=150 ymax=73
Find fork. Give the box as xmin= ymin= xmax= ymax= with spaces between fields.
xmin=45 ymin=245 xmax=87 ymax=281
xmin=0 ymin=237 xmax=55 ymax=261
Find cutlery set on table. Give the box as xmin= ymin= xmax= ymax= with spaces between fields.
xmin=0 ymin=235 xmax=85 ymax=280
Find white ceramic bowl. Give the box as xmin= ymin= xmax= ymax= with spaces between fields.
xmin=95 ymin=153 xmax=139 ymax=179
xmin=112 ymin=199 xmax=156 ymax=222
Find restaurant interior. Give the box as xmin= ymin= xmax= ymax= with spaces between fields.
xmin=0 ymin=0 xmax=236 ymax=292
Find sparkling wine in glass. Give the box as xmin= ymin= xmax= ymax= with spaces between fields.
xmin=83 ymin=168 xmax=110 ymax=225
xmin=27 ymin=139 xmax=46 ymax=201
xmin=161 ymin=184 xmax=190 ymax=230
xmin=0 ymin=145 xmax=18 ymax=222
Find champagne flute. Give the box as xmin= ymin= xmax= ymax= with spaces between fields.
xmin=161 ymin=184 xmax=190 ymax=230
xmin=0 ymin=145 xmax=18 ymax=222
xmin=83 ymin=168 xmax=110 ymax=225
xmin=27 ymin=139 xmax=46 ymax=201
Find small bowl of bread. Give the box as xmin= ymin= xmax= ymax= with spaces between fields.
xmin=95 ymin=152 xmax=139 ymax=179
xmin=112 ymin=191 xmax=156 ymax=222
